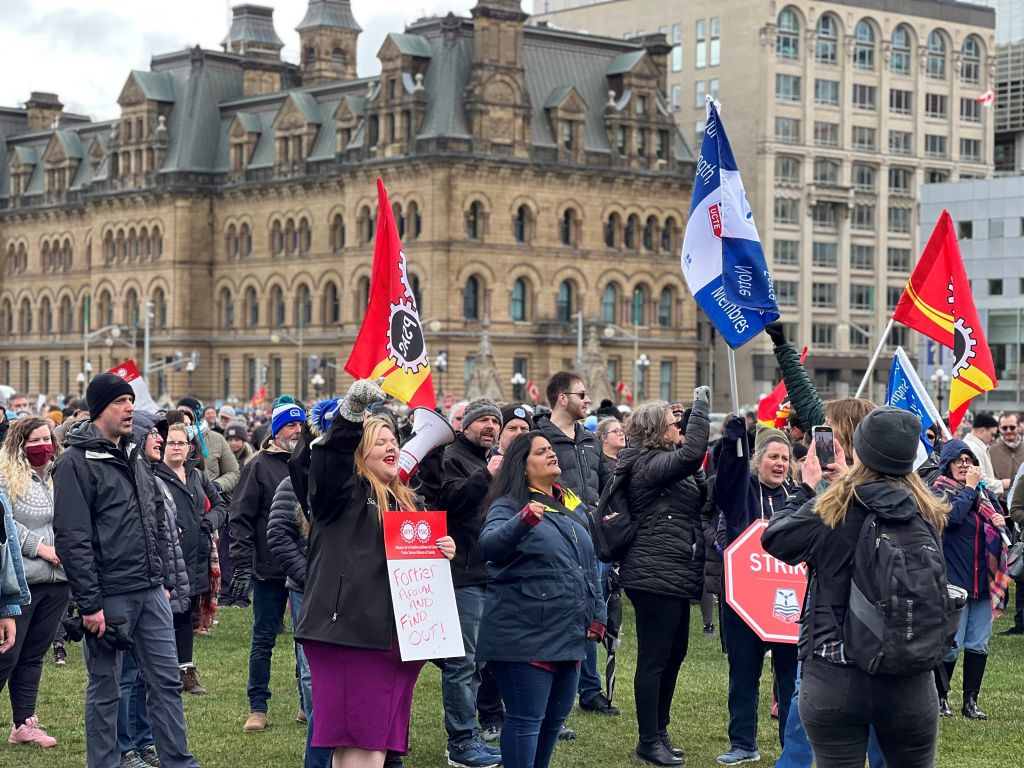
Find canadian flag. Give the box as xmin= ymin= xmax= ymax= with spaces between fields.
xmin=525 ymin=379 xmax=541 ymax=404
xmin=107 ymin=359 xmax=159 ymax=412
xmin=616 ymin=380 xmax=634 ymax=405
xmin=975 ymin=89 xmax=995 ymax=107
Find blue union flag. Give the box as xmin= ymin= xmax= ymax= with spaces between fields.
xmin=681 ymin=98 xmax=779 ymax=348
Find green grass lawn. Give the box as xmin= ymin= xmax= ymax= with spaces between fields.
xmin=9 ymin=589 xmax=1024 ymax=768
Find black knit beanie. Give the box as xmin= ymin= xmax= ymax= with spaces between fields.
xmin=853 ymin=407 xmax=921 ymax=476
xmin=87 ymin=373 xmax=135 ymax=421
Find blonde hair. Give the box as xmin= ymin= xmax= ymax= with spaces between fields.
xmin=815 ymin=463 xmax=949 ymax=531
xmin=823 ymin=398 xmax=876 ymax=459
xmin=354 ymin=417 xmax=417 ymax=515
xmin=0 ymin=417 xmax=60 ymax=500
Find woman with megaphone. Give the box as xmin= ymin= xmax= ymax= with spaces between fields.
xmin=295 ymin=380 xmax=455 ymax=768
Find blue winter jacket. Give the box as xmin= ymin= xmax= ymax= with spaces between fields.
xmin=476 ymin=493 xmax=606 ymax=664
xmin=934 ymin=439 xmax=1002 ymax=598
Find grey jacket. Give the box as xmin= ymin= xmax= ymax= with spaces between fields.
xmin=0 ymin=473 xmax=67 ymax=585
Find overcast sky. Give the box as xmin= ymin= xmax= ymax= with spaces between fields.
xmin=0 ymin=0 xmax=478 ymax=121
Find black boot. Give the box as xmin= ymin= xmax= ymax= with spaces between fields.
xmin=636 ymin=740 xmax=685 ymax=766
xmin=961 ymin=651 xmax=989 ymax=720
xmin=938 ymin=697 xmax=953 ymax=717
xmin=658 ymin=731 xmax=685 ymax=760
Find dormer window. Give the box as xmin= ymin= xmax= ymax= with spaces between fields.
xmin=562 ymin=122 xmax=574 ymax=150
xmin=637 ymin=95 xmax=647 ymax=115
xmin=616 ymin=126 xmax=627 ymax=155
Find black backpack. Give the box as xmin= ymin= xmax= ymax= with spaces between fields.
xmin=843 ymin=511 xmax=966 ymax=676
xmin=586 ymin=469 xmax=637 ymax=563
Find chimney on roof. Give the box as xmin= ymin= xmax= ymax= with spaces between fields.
xmin=223 ymin=5 xmax=287 ymax=96
xmin=26 ymin=92 xmax=63 ymax=132
xmin=629 ymin=33 xmax=672 ymax=95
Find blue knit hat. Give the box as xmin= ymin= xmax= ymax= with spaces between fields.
xmin=271 ymin=403 xmax=305 ymax=435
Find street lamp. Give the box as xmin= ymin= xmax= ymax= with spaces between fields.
xmin=635 ymin=353 xmax=651 ymax=401
xmin=931 ymin=368 xmax=949 ymax=415
xmin=432 ymin=351 xmax=448 ymax=399
xmin=311 ymin=372 xmax=325 ymax=399
xmin=511 ymin=372 xmax=526 ymax=401
xmin=603 ymin=324 xmax=642 ymax=399
xmin=82 ymin=325 xmax=125 ymax=385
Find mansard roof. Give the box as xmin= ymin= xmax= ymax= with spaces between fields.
xmin=296 ymin=0 xmax=361 ymax=32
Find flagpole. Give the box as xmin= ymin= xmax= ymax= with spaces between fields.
xmin=727 ymin=347 xmax=743 ymax=457
xmin=854 ymin=318 xmax=894 ymax=399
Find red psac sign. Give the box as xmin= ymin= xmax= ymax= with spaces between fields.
xmin=724 ymin=519 xmax=808 ymax=644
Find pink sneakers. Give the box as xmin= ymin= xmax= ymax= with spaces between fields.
xmin=9 ymin=716 xmax=57 ymax=747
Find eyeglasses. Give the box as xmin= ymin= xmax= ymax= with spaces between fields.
xmin=1000 ymin=425 xmax=1018 ymax=432
xmin=165 ymin=441 xmax=190 ymax=449
xmin=562 ymin=391 xmax=587 ymax=400
xmin=147 ymin=429 xmax=161 ymax=439
xmin=607 ymin=428 xmax=624 ymax=435
xmin=952 ymin=457 xmax=974 ymax=467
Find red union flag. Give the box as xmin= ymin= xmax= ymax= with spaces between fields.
xmin=724 ymin=520 xmax=807 ymax=643
xmin=707 ymin=203 xmax=722 ymax=239
xmin=107 ymin=359 xmax=159 ymax=412
xmin=345 ymin=180 xmax=436 ymax=409
xmin=616 ymin=380 xmax=633 ymax=405
xmin=525 ymin=379 xmax=541 ymax=405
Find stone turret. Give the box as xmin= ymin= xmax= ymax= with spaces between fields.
xmin=26 ymin=92 xmax=63 ymax=132
xmin=223 ymin=5 xmax=286 ymax=96
xmin=297 ymin=0 xmax=361 ymax=84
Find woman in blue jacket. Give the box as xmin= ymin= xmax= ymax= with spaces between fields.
xmin=932 ymin=440 xmax=1007 ymax=720
xmin=476 ymin=432 xmax=606 ymax=768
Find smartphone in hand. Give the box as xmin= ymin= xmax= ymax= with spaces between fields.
xmin=813 ymin=426 xmax=836 ymax=469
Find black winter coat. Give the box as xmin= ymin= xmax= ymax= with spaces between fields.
xmin=618 ymin=400 xmax=710 ymax=600
xmin=229 ymin=438 xmax=292 ymax=581
xmin=534 ymin=416 xmax=610 ymax=511
xmin=701 ymin=480 xmax=724 ymax=596
xmin=154 ymin=463 xmax=227 ymax=595
xmin=266 ymin=476 xmax=308 ymax=593
xmin=153 ymin=477 xmax=192 ymax=614
xmin=52 ymin=421 xmax=171 ymax=615
xmin=295 ymin=418 xmax=396 ymax=650
xmin=438 ymin=433 xmax=490 ymax=588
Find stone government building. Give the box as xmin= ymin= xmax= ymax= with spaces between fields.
xmin=0 ymin=0 xmax=698 ymax=406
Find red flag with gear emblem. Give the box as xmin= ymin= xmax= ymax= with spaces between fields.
xmin=893 ymin=210 xmax=996 ymax=430
xmin=345 ymin=180 xmax=436 ymax=409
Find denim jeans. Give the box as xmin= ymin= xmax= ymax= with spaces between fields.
xmin=945 ymin=596 xmax=993 ymax=660
xmin=776 ymin=662 xmax=886 ymax=768
xmin=490 ymin=661 xmax=580 ymax=768
xmin=248 ymin=578 xmax=289 ymax=713
xmin=578 ymin=561 xmax=610 ymax=704
xmin=290 ymin=591 xmax=331 ymax=768
xmin=800 ymin=658 xmax=937 ymax=768
xmin=442 ymin=585 xmax=486 ymax=746
xmin=117 ymin=650 xmax=154 ymax=755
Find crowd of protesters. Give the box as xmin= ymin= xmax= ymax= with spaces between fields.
xmin=0 ymin=325 xmax=1023 ymax=768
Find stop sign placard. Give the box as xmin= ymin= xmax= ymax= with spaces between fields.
xmin=724 ymin=519 xmax=808 ymax=644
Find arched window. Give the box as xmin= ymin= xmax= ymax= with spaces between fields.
xmin=271 ymin=221 xmax=284 ymax=256
xmin=357 ymin=277 xmax=371 ymax=317
xmin=409 ymin=274 xmax=423 ymax=313
xmin=514 ymin=205 xmax=531 ymax=244
xmin=60 ymin=296 xmax=74 ymax=333
xmin=152 ymin=227 xmax=163 ymax=258
xmin=227 ymin=224 xmax=239 ymax=259
xmin=98 ymin=290 xmax=113 ymax=327
xmin=153 ymin=288 xmax=167 ymax=329
xmin=463 ymin=276 xmax=480 ymax=320
xmin=324 ymin=282 xmax=341 ymax=325
xmin=360 ymin=207 xmax=375 ymax=243
xmin=604 ymin=213 xmax=621 ymax=248
xmin=853 ymin=20 xmax=875 ymax=70
xmin=125 ymin=289 xmax=140 ymax=330
xmin=926 ymin=31 xmax=946 ymax=80
xmin=19 ymin=298 xmax=33 ymax=334
xmin=40 ymin=297 xmax=52 ymax=334
xmin=271 ymin=286 xmax=286 ymax=327
xmin=298 ymin=284 xmax=313 ymax=327
xmin=0 ymin=299 xmax=12 ymax=336
xmin=776 ymin=9 xmax=799 ymax=59
xmin=331 ymin=48 xmax=345 ymax=68
xmin=115 ymin=231 xmax=126 ymax=262
xmin=128 ymin=228 xmax=139 ymax=261
xmin=245 ymin=287 xmax=259 ymax=328
xmin=643 ymin=216 xmax=657 ymax=251
xmin=624 ymin=215 xmax=640 ymax=250
xmin=240 ymin=224 xmax=251 ymax=257
xmin=601 ymin=283 xmax=619 ymax=324
xmin=299 ymin=219 xmax=311 ymax=254
xmin=41 ymin=242 xmax=51 ymax=272
xmin=891 ymin=25 xmax=912 ymax=75
xmin=393 ymin=203 xmax=406 ymax=239
xmin=466 ymin=201 xmax=483 ymax=240
xmin=559 ymin=208 xmax=577 ymax=246
xmin=662 ymin=217 xmax=677 ymax=252
xmin=815 ymin=14 xmax=838 ymax=65
xmin=332 ymin=214 xmax=345 ymax=251
xmin=510 ymin=278 xmax=528 ymax=321
xmin=285 ymin=219 xmax=297 ymax=255
xmin=221 ymin=288 xmax=234 ymax=328
xmin=632 ymin=285 xmax=648 ymax=326
xmin=556 ymin=280 xmax=574 ymax=323
xmin=63 ymin=239 xmax=73 ymax=271
xmin=408 ymin=201 xmax=422 ymax=239
xmin=962 ymin=36 xmax=981 ymax=84
xmin=658 ymin=286 xmax=675 ymax=328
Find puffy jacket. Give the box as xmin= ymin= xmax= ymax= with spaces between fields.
xmin=772 ymin=340 xmax=825 ymax=431
xmin=0 ymin=472 xmax=66 ymax=585
xmin=153 ymin=476 xmax=192 ymax=614
xmin=715 ymin=416 xmax=795 ymax=545
xmin=763 ymin=479 xmax=933 ymax=660
xmin=934 ymin=440 xmax=1002 ymax=598
xmin=438 ymin=433 xmax=491 ymax=588
xmin=203 ymin=428 xmax=240 ymax=494
xmin=476 ymin=493 xmax=606 ymax=663
xmin=618 ymin=400 xmax=710 ymax=600
xmin=229 ymin=437 xmax=292 ymax=582
xmin=700 ymin=481 xmax=724 ymax=595
xmin=154 ymin=462 xmax=227 ymax=596
xmin=534 ymin=415 xmax=609 ymax=510
xmin=267 ymin=476 xmax=308 ymax=593
xmin=295 ymin=418 xmax=396 ymax=650
xmin=52 ymin=421 xmax=170 ymax=615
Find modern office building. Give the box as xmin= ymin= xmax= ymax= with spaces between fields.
xmin=535 ymin=0 xmax=997 ymax=405
xmin=0 ymin=0 xmax=699 ymax=405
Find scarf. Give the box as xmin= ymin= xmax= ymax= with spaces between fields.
xmin=934 ymin=474 xmax=1010 ymax=616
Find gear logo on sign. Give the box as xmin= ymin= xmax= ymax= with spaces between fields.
xmin=400 ymin=521 xmax=416 ymax=543
xmin=386 ymin=298 xmax=428 ymax=374
xmin=952 ymin=317 xmax=978 ymax=377
xmin=416 ymin=521 xmax=431 ymax=543
xmin=116 ymin=368 xmax=128 ymax=378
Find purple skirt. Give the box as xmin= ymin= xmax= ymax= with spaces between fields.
xmin=303 ymin=639 xmax=426 ymax=752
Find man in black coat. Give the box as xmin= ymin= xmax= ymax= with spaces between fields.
xmin=438 ymin=398 xmax=503 ymax=768
xmin=52 ymin=373 xmax=200 ymax=768
xmin=229 ymin=400 xmax=305 ymax=733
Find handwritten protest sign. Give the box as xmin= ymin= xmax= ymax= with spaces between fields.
xmin=383 ymin=511 xmax=465 ymax=661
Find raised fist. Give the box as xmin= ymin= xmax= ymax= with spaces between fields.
xmin=765 ymin=322 xmax=786 ymax=347
xmin=693 ymin=386 xmax=711 ymax=406
xmin=341 ymin=379 xmax=387 ymax=423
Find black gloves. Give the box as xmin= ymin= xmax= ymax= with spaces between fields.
xmin=765 ymin=322 xmax=786 ymax=347
xmin=229 ymin=565 xmax=253 ymax=603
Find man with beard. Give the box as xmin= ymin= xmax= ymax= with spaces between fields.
xmin=438 ymin=399 xmax=503 ymax=768
xmin=228 ymin=400 xmax=305 ymax=733
xmin=991 ymin=412 xmax=1024 ymax=635
xmin=535 ymin=372 xmax=615 ymax=717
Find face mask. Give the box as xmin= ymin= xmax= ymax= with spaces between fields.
xmin=26 ymin=444 xmax=54 ymax=468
